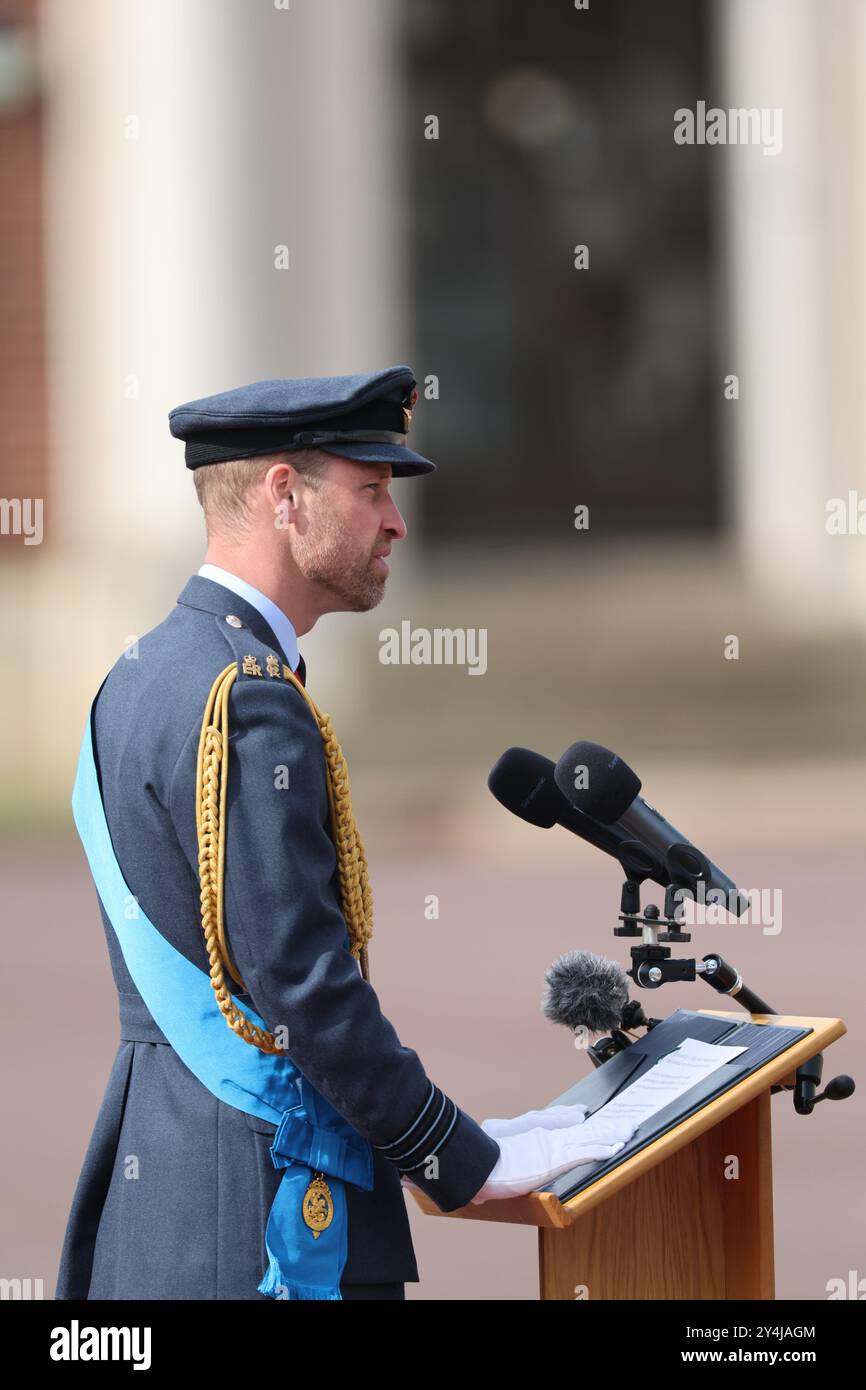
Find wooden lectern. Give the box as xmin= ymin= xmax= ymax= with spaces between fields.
xmin=409 ymin=1011 xmax=846 ymax=1300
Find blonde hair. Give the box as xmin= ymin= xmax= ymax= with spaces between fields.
xmin=192 ymin=448 xmax=331 ymax=535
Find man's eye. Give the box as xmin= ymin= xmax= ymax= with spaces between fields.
xmin=365 ymin=483 xmax=380 ymax=492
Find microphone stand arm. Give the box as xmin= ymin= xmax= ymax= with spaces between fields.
xmin=603 ymin=878 xmax=854 ymax=1114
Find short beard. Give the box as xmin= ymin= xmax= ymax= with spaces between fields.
xmin=293 ymin=503 xmax=386 ymax=611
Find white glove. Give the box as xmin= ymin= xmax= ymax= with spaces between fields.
xmin=470 ymin=1110 xmax=639 ymax=1203
xmin=396 ymin=1106 xmax=590 ymax=1196
xmin=480 ymin=1103 xmax=590 ymax=1139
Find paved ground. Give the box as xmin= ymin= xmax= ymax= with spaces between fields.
xmin=2 ymin=806 xmax=863 ymax=1301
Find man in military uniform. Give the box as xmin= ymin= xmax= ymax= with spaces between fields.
xmin=55 ymin=366 xmax=635 ymax=1301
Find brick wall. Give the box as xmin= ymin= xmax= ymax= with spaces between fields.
xmin=0 ymin=0 xmax=47 ymax=533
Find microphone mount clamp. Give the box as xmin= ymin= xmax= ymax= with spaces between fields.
xmin=592 ymin=878 xmax=856 ymax=1114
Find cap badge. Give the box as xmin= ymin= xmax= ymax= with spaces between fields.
xmin=402 ymin=386 xmax=418 ymax=433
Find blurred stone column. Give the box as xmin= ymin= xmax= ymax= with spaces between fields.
xmin=5 ymin=0 xmax=405 ymax=812
xmin=251 ymin=0 xmax=414 ymax=709
xmin=718 ymin=0 xmax=866 ymax=633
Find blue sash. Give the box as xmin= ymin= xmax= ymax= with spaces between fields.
xmin=71 ymin=707 xmax=373 ymax=1300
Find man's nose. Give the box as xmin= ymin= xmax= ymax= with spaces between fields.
xmin=383 ymin=494 xmax=408 ymax=540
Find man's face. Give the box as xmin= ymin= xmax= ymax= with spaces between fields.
xmin=292 ymin=456 xmax=408 ymax=611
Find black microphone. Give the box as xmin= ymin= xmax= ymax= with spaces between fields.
xmin=541 ymin=949 xmax=630 ymax=1034
xmin=487 ymin=747 xmax=667 ymax=884
xmin=553 ymin=741 xmax=749 ymax=915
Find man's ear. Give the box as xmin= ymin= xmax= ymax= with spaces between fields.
xmin=260 ymin=460 xmax=299 ymax=535
xmin=264 ymin=459 xmax=299 ymax=510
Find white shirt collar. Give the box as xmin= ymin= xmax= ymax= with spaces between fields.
xmin=197 ymin=563 xmax=300 ymax=671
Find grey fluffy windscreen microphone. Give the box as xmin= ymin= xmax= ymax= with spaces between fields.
xmin=542 ymin=950 xmax=630 ymax=1034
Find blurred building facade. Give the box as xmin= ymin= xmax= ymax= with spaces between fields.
xmin=1 ymin=0 xmax=865 ymax=829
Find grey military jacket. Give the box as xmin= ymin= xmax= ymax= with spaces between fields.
xmin=55 ymin=574 xmax=500 ymax=1299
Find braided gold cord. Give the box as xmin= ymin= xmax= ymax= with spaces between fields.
xmin=195 ymin=662 xmax=374 ymax=1055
